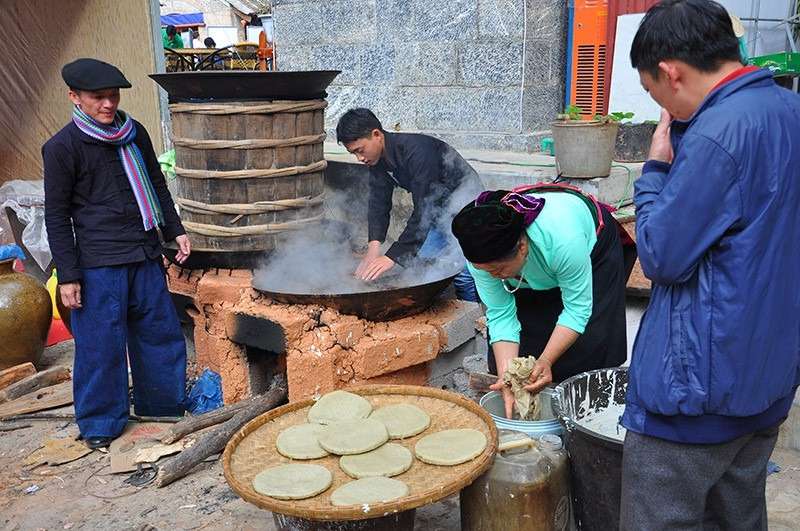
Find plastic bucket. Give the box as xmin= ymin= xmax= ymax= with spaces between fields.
xmin=480 ymin=388 xmax=563 ymax=438
xmin=553 ymin=368 xmax=627 ymax=531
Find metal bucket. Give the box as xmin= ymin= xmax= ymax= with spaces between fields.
xmin=553 ymin=368 xmax=627 ymax=531
xmin=551 ymin=121 xmax=619 ymax=178
xmin=480 ymin=388 xmax=563 ymax=438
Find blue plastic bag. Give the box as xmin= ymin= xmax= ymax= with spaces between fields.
xmin=0 ymin=243 xmax=26 ymax=262
xmin=185 ymin=368 xmax=223 ymax=414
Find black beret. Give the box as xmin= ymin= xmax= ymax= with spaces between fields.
xmin=61 ymin=58 xmax=132 ymax=91
xmin=451 ymin=191 xmax=525 ymax=264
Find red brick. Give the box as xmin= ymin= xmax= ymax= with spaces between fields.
xmin=286 ymin=345 xmax=340 ymax=402
xmin=352 ymin=323 xmax=440 ymax=379
xmin=196 ymin=271 xmax=252 ymax=306
xmin=353 ymin=362 xmax=431 ymax=388
xmin=192 ymin=327 xmax=249 ymax=404
xmin=239 ymin=304 xmax=314 ymax=345
xmin=166 ymin=265 xmax=202 ymax=297
xmin=327 ymin=315 xmax=366 ymax=349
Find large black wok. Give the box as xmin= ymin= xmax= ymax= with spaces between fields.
xmin=252 ymin=260 xmax=462 ymax=321
xmin=150 ymin=70 xmax=341 ymax=102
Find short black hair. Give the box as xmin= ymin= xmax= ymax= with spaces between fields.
xmin=630 ymin=0 xmax=742 ymax=78
xmin=166 ymin=25 xmax=177 ymax=37
xmin=204 ymin=37 xmax=216 ymax=47
xmin=336 ymin=108 xmax=383 ymax=144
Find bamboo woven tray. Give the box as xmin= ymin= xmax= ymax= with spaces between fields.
xmin=222 ymin=384 xmax=498 ymax=521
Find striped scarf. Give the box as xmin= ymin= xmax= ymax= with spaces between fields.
xmin=72 ymin=106 xmax=164 ymax=231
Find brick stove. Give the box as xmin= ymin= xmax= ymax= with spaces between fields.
xmin=166 ymin=263 xmax=487 ymax=404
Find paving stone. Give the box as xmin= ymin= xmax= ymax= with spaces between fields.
xmin=376 ymin=0 xmax=416 ymax=42
xmin=360 ymin=43 xmax=396 ymax=84
xmin=460 ymin=39 xmax=524 ymax=87
xmin=326 ymin=85 xmax=418 ymax=133
xmin=478 ymin=0 xmax=524 ymax=38
xmin=409 ymin=0 xmax=479 ymax=42
xmin=310 ymin=45 xmax=361 ymax=85
xmin=273 ymin=45 xmax=312 ymax=71
xmin=272 ymin=2 xmax=323 ymax=46
xmin=322 ymin=0 xmax=377 ymax=44
xmin=395 ymin=42 xmax=459 ymax=86
xmin=414 ymin=86 xmax=520 ymax=132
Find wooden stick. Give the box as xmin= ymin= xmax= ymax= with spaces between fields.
xmin=155 ymin=376 xmax=288 ymax=488
xmin=160 ymin=397 xmax=254 ymax=444
xmin=498 ymin=437 xmax=534 ymax=452
xmin=0 ymin=423 xmax=32 ymax=432
xmin=0 ymin=367 xmax=71 ymax=404
xmin=0 ymin=363 xmax=37 ymax=391
xmin=468 ymin=371 xmax=499 ymax=393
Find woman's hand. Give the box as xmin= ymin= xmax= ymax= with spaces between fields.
xmin=524 ymin=357 xmax=553 ymax=394
xmin=490 ymin=341 xmax=520 ymax=418
xmin=489 ymin=377 xmax=516 ymax=419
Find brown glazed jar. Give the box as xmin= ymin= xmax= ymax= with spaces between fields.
xmin=0 ymin=259 xmax=52 ymax=370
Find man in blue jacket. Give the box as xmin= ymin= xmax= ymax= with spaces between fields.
xmin=620 ymin=1 xmax=800 ymax=528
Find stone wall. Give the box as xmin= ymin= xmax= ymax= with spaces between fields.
xmin=272 ymin=0 xmax=568 ymax=152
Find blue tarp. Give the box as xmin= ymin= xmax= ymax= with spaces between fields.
xmin=161 ymin=12 xmax=205 ymax=28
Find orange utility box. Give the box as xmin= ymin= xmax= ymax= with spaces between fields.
xmin=568 ymin=0 xmax=609 ymax=118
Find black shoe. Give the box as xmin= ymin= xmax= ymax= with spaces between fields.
xmin=84 ymin=436 xmax=114 ymax=449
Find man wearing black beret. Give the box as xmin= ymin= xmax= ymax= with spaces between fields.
xmin=43 ymin=58 xmax=190 ymax=449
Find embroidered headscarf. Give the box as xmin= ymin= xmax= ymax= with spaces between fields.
xmin=451 ymin=190 xmax=545 ymax=263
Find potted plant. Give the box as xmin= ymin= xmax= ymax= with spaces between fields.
xmin=612 ymin=112 xmax=658 ymax=162
xmin=551 ymin=106 xmax=620 ymax=178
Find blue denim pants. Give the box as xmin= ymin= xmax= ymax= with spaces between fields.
xmin=71 ymin=259 xmax=186 ymax=438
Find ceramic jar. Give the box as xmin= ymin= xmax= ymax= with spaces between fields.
xmin=0 ymin=259 xmax=52 ymax=370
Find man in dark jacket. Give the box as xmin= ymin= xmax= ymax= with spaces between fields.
xmin=620 ymin=1 xmax=800 ymax=528
xmin=336 ymin=108 xmax=482 ymax=301
xmin=43 ymin=58 xmax=190 ymax=449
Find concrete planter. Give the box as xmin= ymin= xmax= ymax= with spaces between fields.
xmin=551 ymin=121 xmax=619 ymax=178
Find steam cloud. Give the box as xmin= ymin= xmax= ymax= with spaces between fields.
xmin=253 ymin=145 xmax=484 ymax=296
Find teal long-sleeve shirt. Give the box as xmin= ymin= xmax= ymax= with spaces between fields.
xmin=468 ymin=192 xmax=597 ymax=344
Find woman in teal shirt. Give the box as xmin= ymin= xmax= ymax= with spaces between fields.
xmin=452 ymin=186 xmax=634 ymax=417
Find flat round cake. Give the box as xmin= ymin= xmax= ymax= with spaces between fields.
xmin=307 ymin=390 xmax=373 ymax=425
xmin=317 ymin=418 xmax=389 ymax=455
xmin=369 ymin=404 xmax=431 ymax=439
xmin=330 ymin=476 xmax=409 ymax=507
xmin=252 ymin=464 xmax=332 ymax=500
xmin=339 ymin=443 xmax=413 ymax=478
xmin=275 ymin=423 xmax=329 ymax=460
xmin=414 ymin=429 xmax=487 ymax=466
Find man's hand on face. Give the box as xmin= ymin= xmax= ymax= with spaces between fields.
xmin=358 ymin=255 xmax=396 ymax=281
xmin=174 ymin=234 xmax=191 ymax=264
xmin=60 ymin=282 xmax=82 ymax=309
xmin=648 ymin=108 xmax=674 ymax=164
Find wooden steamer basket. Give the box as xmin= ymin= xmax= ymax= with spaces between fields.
xmin=223 ymin=385 xmax=498 ymax=530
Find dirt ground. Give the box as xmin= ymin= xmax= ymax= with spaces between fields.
xmin=2 ymin=341 xmax=798 ymax=531
xmin=0 ymin=341 xmax=458 ymax=531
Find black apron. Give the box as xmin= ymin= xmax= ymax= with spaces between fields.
xmin=487 ymin=185 xmax=636 ymax=383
